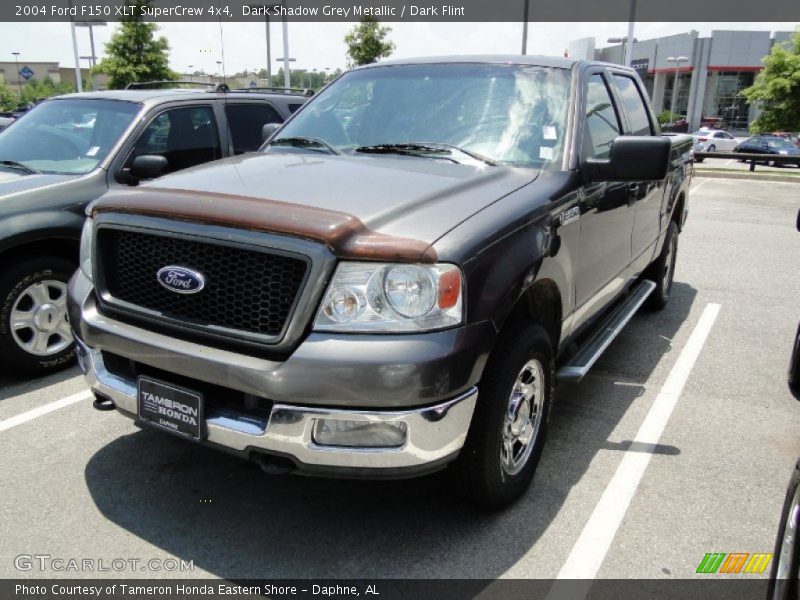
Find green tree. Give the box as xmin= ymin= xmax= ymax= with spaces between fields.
xmin=742 ymin=29 xmax=800 ymax=133
xmin=19 ymin=77 xmax=74 ymax=104
xmin=93 ymin=0 xmax=177 ymax=89
xmin=344 ymin=17 xmax=395 ymax=68
xmin=0 ymin=80 xmax=17 ymax=111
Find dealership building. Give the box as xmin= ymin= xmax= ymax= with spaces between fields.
xmin=568 ymin=30 xmax=796 ymax=132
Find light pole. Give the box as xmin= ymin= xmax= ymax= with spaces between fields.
xmin=75 ymin=21 xmax=106 ymax=91
xmin=667 ymin=55 xmax=689 ymax=121
xmin=275 ymin=57 xmax=296 ymax=87
xmin=216 ymin=60 xmax=222 ymax=78
xmin=11 ymin=52 xmax=21 ymax=94
xmin=249 ymin=4 xmax=280 ymax=84
xmin=521 ymin=0 xmax=530 ymax=54
xmin=607 ymin=36 xmax=637 ymax=67
xmin=188 ymin=65 xmax=193 ymax=82
xmin=281 ymin=14 xmax=290 ymax=88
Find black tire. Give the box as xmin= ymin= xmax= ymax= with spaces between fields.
xmin=0 ymin=257 xmax=77 ymax=375
xmin=694 ymin=156 xmax=704 ymax=163
xmin=450 ymin=322 xmax=553 ymax=509
xmin=708 ymin=144 xmax=716 ymax=152
xmin=645 ymin=221 xmax=679 ymax=311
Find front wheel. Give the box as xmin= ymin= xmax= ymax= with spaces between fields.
xmin=450 ymin=323 xmax=553 ymax=509
xmin=0 ymin=257 xmax=77 ymax=375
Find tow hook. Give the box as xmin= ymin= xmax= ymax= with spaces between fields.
xmin=92 ymin=394 xmax=116 ymax=411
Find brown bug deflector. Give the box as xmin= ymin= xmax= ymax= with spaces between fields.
xmin=91 ymin=187 xmax=438 ymax=264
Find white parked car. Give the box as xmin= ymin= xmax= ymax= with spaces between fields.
xmin=691 ymin=129 xmax=739 ymax=152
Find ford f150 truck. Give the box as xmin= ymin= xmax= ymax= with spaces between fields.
xmin=68 ymin=56 xmax=692 ymax=508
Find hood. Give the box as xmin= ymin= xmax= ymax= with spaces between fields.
xmin=0 ymin=169 xmax=78 ymax=197
xmin=93 ymin=152 xmax=537 ymax=262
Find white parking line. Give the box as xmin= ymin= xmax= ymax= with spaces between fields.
xmin=556 ymin=302 xmax=721 ymax=581
xmin=691 ymin=179 xmax=709 ymax=194
xmin=0 ymin=389 xmax=92 ymax=434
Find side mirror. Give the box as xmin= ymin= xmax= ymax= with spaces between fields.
xmin=261 ymin=122 xmax=281 ymax=143
xmin=129 ymin=154 xmax=168 ymax=180
xmin=585 ymin=136 xmax=671 ymax=182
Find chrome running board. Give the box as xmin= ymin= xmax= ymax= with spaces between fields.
xmin=557 ymin=279 xmax=656 ymax=383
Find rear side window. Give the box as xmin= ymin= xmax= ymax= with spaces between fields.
xmin=583 ymin=74 xmax=621 ymax=160
xmin=288 ymin=103 xmax=303 ymax=113
xmin=612 ymin=75 xmax=653 ymax=136
xmin=225 ymin=103 xmax=283 ymax=154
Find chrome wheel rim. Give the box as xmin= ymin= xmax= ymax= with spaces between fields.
xmin=501 ymin=359 xmax=545 ymax=476
xmin=10 ymin=280 xmax=72 ymax=357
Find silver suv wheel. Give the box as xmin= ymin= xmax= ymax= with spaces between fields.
xmin=10 ymin=280 xmax=72 ymax=357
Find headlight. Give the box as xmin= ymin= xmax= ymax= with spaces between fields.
xmin=314 ymin=262 xmax=463 ymax=332
xmin=79 ymin=218 xmax=94 ymax=281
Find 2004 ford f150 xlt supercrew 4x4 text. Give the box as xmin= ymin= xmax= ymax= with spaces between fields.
xmin=68 ymin=56 xmax=692 ymax=508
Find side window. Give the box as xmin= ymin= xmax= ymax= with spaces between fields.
xmin=127 ymin=105 xmax=221 ymax=175
xmin=288 ymin=103 xmax=303 ymax=114
xmin=225 ymin=103 xmax=283 ymax=154
xmin=583 ymin=74 xmax=621 ymax=160
xmin=612 ymin=75 xmax=653 ymax=136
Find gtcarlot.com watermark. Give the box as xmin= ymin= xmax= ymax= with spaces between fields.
xmin=14 ymin=554 xmax=194 ymax=573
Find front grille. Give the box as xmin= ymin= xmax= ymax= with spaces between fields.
xmin=96 ymin=228 xmax=309 ymax=342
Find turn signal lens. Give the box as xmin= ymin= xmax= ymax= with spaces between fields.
xmin=438 ymin=269 xmax=461 ymax=309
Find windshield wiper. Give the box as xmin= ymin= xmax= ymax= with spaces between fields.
xmin=355 ymin=143 xmax=497 ymax=166
xmin=0 ymin=160 xmax=40 ymax=175
xmin=269 ymin=136 xmax=341 ymax=155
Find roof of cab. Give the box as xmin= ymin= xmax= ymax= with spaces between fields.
xmin=361 ymin=54 xmax=580 ymax=69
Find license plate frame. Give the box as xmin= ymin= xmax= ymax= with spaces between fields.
xmin=137 ymin=376 xmax=205 ymax=441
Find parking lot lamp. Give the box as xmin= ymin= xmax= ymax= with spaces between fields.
xmin=11 ymin=52 xmax=21 ymax=94
xmin=667 ymin=55 xmax=689 ymax=121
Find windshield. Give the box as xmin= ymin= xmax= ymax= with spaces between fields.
xmin=271 ymin=63 xmax=571 ymax=169
xmin=766 ymin=138 xmax=794 ymax=149
xmin=0 ymin=98 xmax=141 ymax=175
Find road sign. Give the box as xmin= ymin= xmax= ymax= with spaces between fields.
xmin=18 ymin=66 xmax=34 ymax=80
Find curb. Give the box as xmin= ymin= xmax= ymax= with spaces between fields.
xmin=693 ymin=169 xmax=800 ymax=183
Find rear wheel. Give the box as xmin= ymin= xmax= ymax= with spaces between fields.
xmin=708 ymin=144 xmax=716 ymax=152
xmin=645 ymin=221 xmax=679 ymax=311
xmin=0 ymin=257 xmax=77 ymax=375
xmin=451 ymin=322 xmax=553 ymax=509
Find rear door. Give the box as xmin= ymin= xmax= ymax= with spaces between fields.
xmin=609 ymin=72 xmax=665 ymax=271
xmin=224 ymin=102 xmax=284 ymax=155
xmin=713 ymin=131 xmax=737 ymax=151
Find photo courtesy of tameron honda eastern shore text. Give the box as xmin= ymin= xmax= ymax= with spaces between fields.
xmin=68 ymin=56 xmax=692 ymax=508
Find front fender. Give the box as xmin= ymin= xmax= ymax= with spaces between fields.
xmin=0 ymin=211 xmax=85 ymax=256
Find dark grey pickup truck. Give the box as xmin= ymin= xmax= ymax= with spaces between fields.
xmin=68 ymin=56 xmax=692 ymax=508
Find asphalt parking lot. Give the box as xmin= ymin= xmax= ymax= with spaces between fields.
xmin=1 ymin=176 xmax=799 ymax=582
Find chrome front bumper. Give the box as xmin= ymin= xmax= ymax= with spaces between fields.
xmin=76 ymin=339 xmax=477 ymax=475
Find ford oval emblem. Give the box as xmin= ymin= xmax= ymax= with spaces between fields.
xmin=156 ymin=266 xmax=206 ymax=294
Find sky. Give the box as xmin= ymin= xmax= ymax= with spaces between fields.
xmin=0 ymin=21 xmax=797 ymax=75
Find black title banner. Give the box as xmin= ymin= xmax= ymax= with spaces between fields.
xmin=5 ymin=0 xmax=800 ymax=22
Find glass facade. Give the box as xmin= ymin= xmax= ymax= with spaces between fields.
xmin=702 ymin=71 xmax=755 ymax=130
xmin=662 ymin=72 xmax=691 ymax=117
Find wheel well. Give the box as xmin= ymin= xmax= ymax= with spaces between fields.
xmin=0 ymin=238 xmax=79 ymax=272
xmin=672 ymin=192 xmax=686 ymax=231
xmin=503 ymin=279 xmax=562 ymax=351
